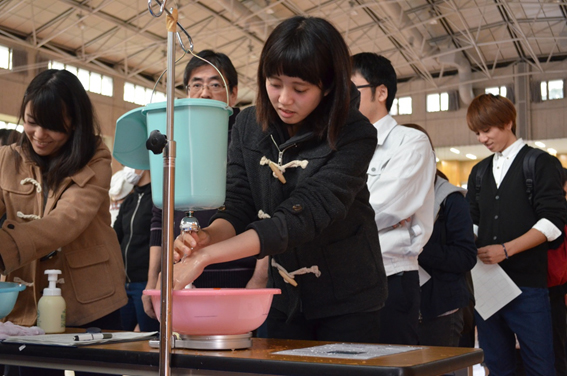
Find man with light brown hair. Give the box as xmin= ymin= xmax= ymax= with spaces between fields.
xmin=466 ymin=93 xmax=565 ymax=375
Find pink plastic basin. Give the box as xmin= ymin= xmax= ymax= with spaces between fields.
xmin=143 ymin=288 xmax=280 ymax=336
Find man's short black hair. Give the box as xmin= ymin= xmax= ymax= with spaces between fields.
xmin=351 ymin=53 xmax=397 ymax=112
xmin=183 ymin=50 xmax=238 ymax=92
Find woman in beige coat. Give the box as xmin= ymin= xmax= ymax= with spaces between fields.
xmin=0 ymin=70 xmax=127 ymax=371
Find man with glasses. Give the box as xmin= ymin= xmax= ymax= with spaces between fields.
xmin=184 ymin=50 xmax=238 ymax=106
xmin=351 ymin=52 xmax=436 ymax=345
xmin=143 ymin=51 xmax=259 ymax=320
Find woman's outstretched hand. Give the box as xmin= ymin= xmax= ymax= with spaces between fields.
xmin=156 ymin=247 xmax=207 ymax=290
xmin=172 ymin=252 xmax=206 ymax=289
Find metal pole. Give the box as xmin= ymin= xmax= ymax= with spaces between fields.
xmin=159 ymin=11 xmax=177 ymax=376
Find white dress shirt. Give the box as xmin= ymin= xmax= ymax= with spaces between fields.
xmin=367 ymin=115 xmax=437 ymax=276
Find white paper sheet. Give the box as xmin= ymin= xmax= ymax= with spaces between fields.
xmin=273 ymin=343 xmax=422 ymax=360
xmin=1 ymin=331 xmax=158 ymax=347
xmin=471 ymin=258 xmax=522 ymax=320
xmin=418 ymin=266 xmax=431 ymax=286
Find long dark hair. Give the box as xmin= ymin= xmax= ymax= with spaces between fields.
xmin=18 ymin=69 xmax=101 ymax=190
xmin=255 ymin=16 xmax=351 ymax=148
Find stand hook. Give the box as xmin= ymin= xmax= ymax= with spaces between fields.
xmin=148 ymin=0 xmax=167 ymax=17
xmin=147 ymin=0 xmax=194 ymax=53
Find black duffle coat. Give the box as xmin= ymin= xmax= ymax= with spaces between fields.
xmin=213 ymin=100 xmax=388 ymax=321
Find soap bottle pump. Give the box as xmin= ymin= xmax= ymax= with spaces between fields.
xmin=37 ymin=269 xmax=66 ymax=333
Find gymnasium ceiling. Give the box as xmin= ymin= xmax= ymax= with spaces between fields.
xmin=0 ymin=0 xmax=566 ymax=161
xmin=1 ymin=0 xmax=566 ymax=105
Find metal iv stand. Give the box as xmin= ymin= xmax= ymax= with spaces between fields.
xmin=145 ymin=1 xmax=194 ymax=375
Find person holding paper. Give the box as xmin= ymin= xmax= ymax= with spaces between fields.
xmin=465 ymin=94 xmax=566 ymax=375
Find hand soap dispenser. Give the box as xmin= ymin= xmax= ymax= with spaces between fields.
xmin=37 ymin=269 xmax=66 ymax=333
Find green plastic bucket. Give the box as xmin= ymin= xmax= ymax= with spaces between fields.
xmin=113 ymin=98 xmax=232 ymax=211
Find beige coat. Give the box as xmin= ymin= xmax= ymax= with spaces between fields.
xmin=0 ymin=142 xmax=127 ymax=326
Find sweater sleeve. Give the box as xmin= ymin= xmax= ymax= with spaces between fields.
xmin=149 ymin=205 xmax=163 ymax=247
xmin=532 ymin=153 xmax=566 ymax=245
xmin=466 ymin=163 xmax=481 ymax=227
xmin=113 ymin=197 xmax=127 ymax=242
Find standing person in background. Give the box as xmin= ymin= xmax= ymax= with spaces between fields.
xmin=0 ymin=69 xmax=127 ymax=376
xmin=351 ymin=53 xmax=436 ymax=345
xmin=418 ymin=168 xmax=477 ymax=347
xmin=172 ymin=16 xmax=387 ymax=343
xmin=114 ymin=167 xmax=159 ymax=332
xmin=398 ymin=123 xmax=477 ymax=347
xmin=108 ymin=168 xmax=134 ymax=227
xmin=466 ymin=94 xmax=565 ymax=375
xmin=142 ymin=50 xmax=259 ymax=320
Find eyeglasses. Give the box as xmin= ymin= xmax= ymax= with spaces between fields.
xmin=355 ymin=84 xmax=374 ymax=89
xmin=187 ymin=82 xmax=226 ymax=94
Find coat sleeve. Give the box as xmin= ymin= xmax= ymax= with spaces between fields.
xmin=0 ymin=147 xmax=113 ymax=273
xmin=214 ymin=108 xmax=270 ymax=236
xmin=419 ymin=192 xmax=478 ymax=273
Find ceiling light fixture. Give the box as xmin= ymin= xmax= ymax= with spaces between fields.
xmin=466 ymin=154 xmax=477 ymax=160
xmin=534 ymin=141 xmax=546 ymax=148
xmin=547 ymin=148 xmax=557 ymax=155
xmin=450 ymin=148 xmax=460 ymax=154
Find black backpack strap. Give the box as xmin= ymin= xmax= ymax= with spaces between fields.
xmin=474 ymin=157 xmax=492 ymax=203
xmin=523 ymin=148 xmax=545 ymax=206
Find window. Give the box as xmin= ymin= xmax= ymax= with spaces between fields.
xmin=48 ymin=61 xmax=113 ymax=97
xmin=89 ymin=72 xmax=102 ymax=95
xmin=0 ymin=45 xmax=12 ymax=70
xmin=0 ymin=121 xmax=23 ymax=133
xmin=50 ymin=61 xmax=65 ymax=70
xmin=390 ymin=96 xmax=412 ymax=116
xmin=485 ymin=86 xmax=507 ymax=97
xmin=541 ymin=79 xmax=564 ymax=101
xmin=123 ymin=82 xmax=166 ymax=105
xmin=426 ymin=92 xmax=449 ymax=112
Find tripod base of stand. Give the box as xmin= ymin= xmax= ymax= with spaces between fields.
xmin=149 ymin=332 xmax=253 ymax=350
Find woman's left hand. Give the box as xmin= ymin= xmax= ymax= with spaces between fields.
xmin=155 ymin=249 xmax=206 ymax=290
xmin=172 ymin=251 xmax=206 ymax=289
